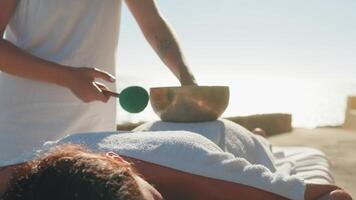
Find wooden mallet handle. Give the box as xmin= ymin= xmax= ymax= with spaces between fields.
xmin=102 ymin=90 xmax=120 ymax=97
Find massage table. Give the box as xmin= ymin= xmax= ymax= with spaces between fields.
xmin=41 ymin=119 xmax=334 ymax=200
xmin=273 ymin=146 xmax=334 ymax=185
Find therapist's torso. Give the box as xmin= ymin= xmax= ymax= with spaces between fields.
xmin=0 ymin=0 xmax=122 ymax=166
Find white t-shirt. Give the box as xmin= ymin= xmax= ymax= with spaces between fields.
xmin=0 ymin=0 xmax=122 ymax=165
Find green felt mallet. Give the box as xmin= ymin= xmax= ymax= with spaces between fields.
xmin=102 ymin=86 xmax=149 ymax=113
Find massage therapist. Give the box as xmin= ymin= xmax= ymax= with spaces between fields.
xmin=0 ymin=0 xmax=196 ymax=165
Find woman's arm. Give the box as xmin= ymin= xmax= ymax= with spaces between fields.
xmin=0 ymin=0 xmax=71 ymax=87
xmin=0 ymin=0 xmax=114 ymax=103
xmin=124 ymin=0 xmax=197 ymax=86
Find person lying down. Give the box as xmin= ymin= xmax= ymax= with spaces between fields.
xmin=0 ymin=131 xmax=351 ymax=200
xmin=0 ymin=144 xmax=162 ymax=200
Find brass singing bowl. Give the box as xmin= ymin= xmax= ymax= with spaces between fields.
xmin=150 ymin=86 xmax=230 ymax=122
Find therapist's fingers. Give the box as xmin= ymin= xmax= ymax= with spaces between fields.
xmin=330 ymin=190 xmax=352 ymax=200
xmin=66 ymin=67 xmax=115 ymax=103
xmin=90 ymin=68 xmax=116 ymax=83
xmin=317 ymin=190 xmax=352 ymax=200
xmin=93 ymin=82 xmax=110 ymax=103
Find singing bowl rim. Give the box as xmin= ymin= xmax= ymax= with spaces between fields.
xmin=149 ymin=85 xmax=230 ymax=122
xmin=150 ymin=85 xmax=229 ymax=91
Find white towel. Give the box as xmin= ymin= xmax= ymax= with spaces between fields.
xmin=45 ymin=130 xmax=306 ymax=200
xmin=134 ymin=119 xmax=277 ymax=172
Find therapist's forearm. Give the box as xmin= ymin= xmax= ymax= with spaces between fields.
xmin=0 ymin=38 xmax=71 ymax=86
xmin=124 ymin=0 xmax=196 ymax=85
xmin=143 ymin=18 xmax=196 ymax=85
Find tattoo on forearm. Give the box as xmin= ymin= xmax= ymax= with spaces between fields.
xmin=155 ymin=35 xmax=174 ymax=58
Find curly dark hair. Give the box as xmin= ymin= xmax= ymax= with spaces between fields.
xmin=2 ymin=145 xmax=143 ymax=200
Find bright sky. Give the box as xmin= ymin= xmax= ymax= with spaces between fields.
xmin=117 ymin=0 xmax=356 ymax=85
xmin=116 ymin=0 xmax=356 ymax=124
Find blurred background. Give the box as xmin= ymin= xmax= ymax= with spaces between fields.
xmin=116 ymin=0 xmax=356 ymax=128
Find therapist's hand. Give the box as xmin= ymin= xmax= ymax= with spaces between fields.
xmin=65 ymin=67 xmax=116 ymax=103
xmin=179 ymin=68 xmax=198 ymax=86
xmin=306 ymin=183 xmax=352 ymax=200
xmin=317 ymin=190 xmax=352 ymax=200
